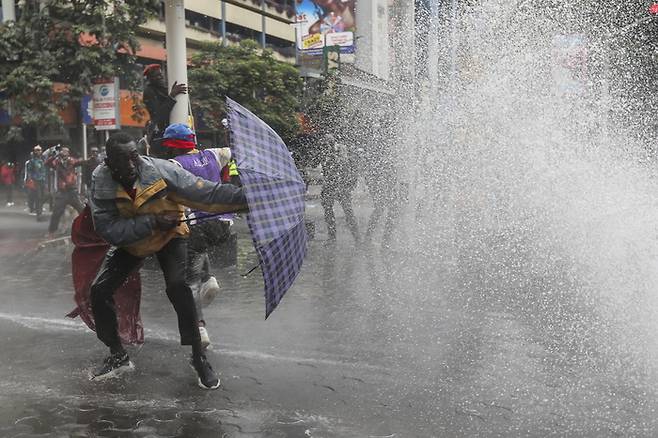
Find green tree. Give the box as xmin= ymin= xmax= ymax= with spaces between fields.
xmin=188 ymin=40 xmax=302 ymax=143
xmin=0 ymin=0 xmax=159 ymax=128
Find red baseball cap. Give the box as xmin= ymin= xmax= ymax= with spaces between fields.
xmin=143 ymin=64 xmax=161 ymax=77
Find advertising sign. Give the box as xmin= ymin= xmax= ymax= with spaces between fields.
xmin=551 ymin=34 xmax=589 ymax=97
xmin=92 ymin=78 xmax=120 ymax=130
xmin=296 ymin=0 xmax=356 ymax=57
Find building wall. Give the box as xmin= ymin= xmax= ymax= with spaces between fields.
xmin=355 ymin=0 xmax=391 ymax=81
xmin=138 ymin=0 xmax=296 ymax=62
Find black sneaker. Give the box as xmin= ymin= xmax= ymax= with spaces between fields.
xmin=190 ymin=355 xmax=220 ymax=390
xmin=90 ymin=352 xmax=134 ymax=380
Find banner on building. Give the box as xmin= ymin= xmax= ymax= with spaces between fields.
xmin=296 ymin=0 xmax=356 ymax=57
xmin=93 ymin=78 xmax=120 ymax=130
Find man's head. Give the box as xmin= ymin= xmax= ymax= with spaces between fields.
xmin=90 ymin=147 xmax=99 ymax=158
xmin=144 ymin=64 xmax=165 ymax=86
xmin=105 ymin=132 xmax=140 ymax=188
xmin=59 ymin=147 xmax=70 ymax=159
xmin=160 ymin=123 xmax=197 ymax=158
xmin=33 ymin=145 xmax=42 ymax=157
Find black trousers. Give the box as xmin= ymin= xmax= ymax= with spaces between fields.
xmin=320 ymin=187 xmax=359 ymax=239
xmin=90 ymin=238 xmax=201 ymax=349
xmin=27 ymin=181 xmax=45 ymax=218
xmin=48 ymin=189 xmax=84 ymax=233
xmin=186 ymin=220 xmax=230 ymax=322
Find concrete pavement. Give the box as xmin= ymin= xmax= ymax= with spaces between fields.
xmin=2 ymin=186 xmax=658 ymax=436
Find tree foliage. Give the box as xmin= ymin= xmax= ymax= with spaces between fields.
xmin=188 ymin=40 xmax=301 ymax=142
xmin=0 ymin=0 xmax=159 ymax=127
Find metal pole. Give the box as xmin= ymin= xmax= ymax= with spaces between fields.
xmin=1 ymin=0 xmax=15 ymax=22
xmin=220 ymin=0 xmax=227 ymax=46
xmin=450 ymin=0 xmax=458 ymax=81
xmin=165 ymin=0 xmax=190 ymax=125
xmin=428 ymin=0 xmax=440 ymax=92
xmin=82 ymin=124 xmax=88 ymax=160
xmin=261 ymin=0 xmax=266 ymax=48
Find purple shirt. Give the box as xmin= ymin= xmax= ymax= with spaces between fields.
xmin=173 ymin=148 xmax=233 ymax=222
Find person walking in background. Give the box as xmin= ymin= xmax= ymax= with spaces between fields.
xmin=318 ymin=133 xmax=360 ymax=242
xmin=25 ymin=145 xmax=47 ymax=221
xmin=362 ymin=119 xmax=402 ymax=247
xmin=45 ymin=146 xmax=85 ymax=237
xmin=1 ymin=160 xmax=16 ymax=207
xmin=88 ymin=131 xmax=246 ymax=389
xmin=142 ymin=64 xmax=187 ymax=142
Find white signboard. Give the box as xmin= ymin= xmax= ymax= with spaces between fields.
xmin=93 ymin=78 xmax=120 ymax=130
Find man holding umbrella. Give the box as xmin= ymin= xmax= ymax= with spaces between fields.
xmin=88 ymin=131 xmax=246 ymax=389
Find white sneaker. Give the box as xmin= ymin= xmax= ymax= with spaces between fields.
xmin=199 ymin=276 xmax=220 ymax=308
xmin=199 ymin=326 xmax=211 ymax=349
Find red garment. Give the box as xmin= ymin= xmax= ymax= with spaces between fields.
xmin=46 ymin=156 xmax=84 ymax=191
xmin=0 ymin=164 xmax=15 ymax=185
xmin=162 ymin=138 xmax=196 ymax=150
xmin=67 ymin=206 xmax=144 ymax=345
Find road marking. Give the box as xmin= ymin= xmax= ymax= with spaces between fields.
xmin=0 ymin=312 xmax=388 ymax=373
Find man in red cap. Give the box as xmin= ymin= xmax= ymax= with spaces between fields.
xmin=142 ymin=64 xmax=187 ymax=141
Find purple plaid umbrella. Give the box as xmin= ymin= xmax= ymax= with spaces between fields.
xmin=226 ymin=97 xmax=308 ymax=318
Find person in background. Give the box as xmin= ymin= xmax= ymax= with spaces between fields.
xmin=88 ymin=131 xmax=246 ymax=389
xmin=156 ymin=123 xmax=234 ymax=350
xmin=25 ymin=145 xmax=47 ymax=221
xmin=0 ymin=160 xmax=16 ymax=207
xmin=24 ymin=153 xmax=35 ymax=213
xmin=82 ymin=147 xmax=103 ymax=197
xmin=142 ymin=64 xmax=187 ymax=142
xmin=318 ymin=133 xmax=359 ymax=241
xmin=45 ymin=146 xmax=85 ymax=237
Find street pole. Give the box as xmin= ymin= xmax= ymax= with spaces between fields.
xmin=1 ymin=0 xmax=15 ymax=22
xmin=82 ymin=124 xmax=88 ymax=160
xmin=450 ymin=0 xmax=458 ymax=82
xmin=221 ymin=1 xmax=227 ymax=46
xmin=261 ymin=0 xmax=267 ymax=48
xmin=164 ymin=0 xmax=190 ymax=125
xmin=428 ymin=0 xmax=440 ymax=95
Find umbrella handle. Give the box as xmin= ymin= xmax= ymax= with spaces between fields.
xmin=241 ymin=264 xmax=260 ymax=278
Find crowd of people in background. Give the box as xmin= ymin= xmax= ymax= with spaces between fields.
xmin=0 ymin=143 xmax=106 ymax=235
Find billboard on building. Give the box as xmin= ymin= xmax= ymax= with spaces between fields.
xmin=296 ymin=0 xmax=356 ymax=57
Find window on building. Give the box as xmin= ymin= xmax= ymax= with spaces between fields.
xmin=267 ymin=35 xmax=295 ymax=58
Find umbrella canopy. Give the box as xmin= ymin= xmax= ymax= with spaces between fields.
xmin=226 ymin=97 xmax=308 ymax=318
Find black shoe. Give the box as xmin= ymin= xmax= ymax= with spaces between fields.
xmin=90 ymin=352 xmax=134 ymax=380
xmin=190 ymin=355 xmax=220 ymax=390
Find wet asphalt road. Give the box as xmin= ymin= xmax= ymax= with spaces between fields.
xmin=1 ymin=193 xmax=658 ymax=437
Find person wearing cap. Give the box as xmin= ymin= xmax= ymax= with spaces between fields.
xmin=88 ymin=131 xmax=246 ymax=389
xmin=25 ymin=145 xmax=47 ymax=220
xmin=142 ymin=64 xmax=187 ymax=140
xmin=156 ymin=123 xmax=236 ymax=350
xmin=45 ymin=146 xmax=86 ymax=236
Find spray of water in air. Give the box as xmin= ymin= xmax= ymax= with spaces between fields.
xmin=341 ymin=0 xmax=658 ymax=388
